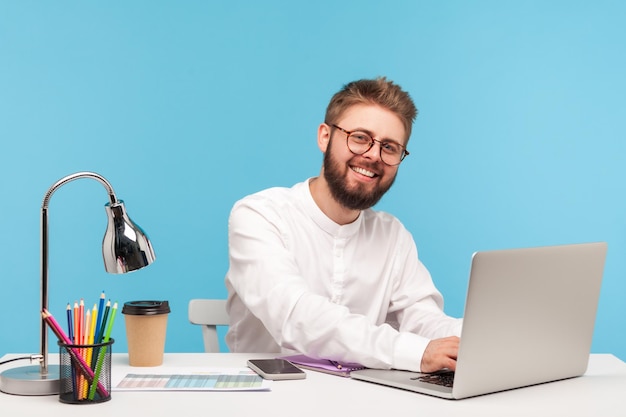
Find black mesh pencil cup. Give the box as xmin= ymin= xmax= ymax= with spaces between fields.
xmin=58 ymin=339 xmax=114 ymax=404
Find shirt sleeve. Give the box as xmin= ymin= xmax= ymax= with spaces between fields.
xmin=390 ymin=235 xmax=463 ymax=339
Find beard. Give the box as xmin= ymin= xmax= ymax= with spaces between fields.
xmin=323 ymin=140 xmax=397 ymax=211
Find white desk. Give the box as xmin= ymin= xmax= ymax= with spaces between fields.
xmin=1 ymin=353 xmax=625 ymax=416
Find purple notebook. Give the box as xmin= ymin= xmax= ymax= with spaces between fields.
xmin=280 ymin=354 xmax=366 ymax=377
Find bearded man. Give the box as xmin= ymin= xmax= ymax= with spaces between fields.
xmin=225 ymin=77 xmax=461 ymax=373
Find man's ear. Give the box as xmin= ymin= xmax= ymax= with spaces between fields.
xmin=317 ymin=123 xmax=331 ymax=153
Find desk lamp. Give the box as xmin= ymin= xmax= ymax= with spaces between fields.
xmin=0 ymin=171 xmax=156 ymax=395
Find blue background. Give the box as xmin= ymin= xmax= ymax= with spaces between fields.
xmin=1 ymin=1 xmax=624 ymax=360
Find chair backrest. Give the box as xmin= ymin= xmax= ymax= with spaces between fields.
xmin=188 ymin=299 xmax=230 ymax=352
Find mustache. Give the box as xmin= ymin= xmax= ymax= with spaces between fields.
xmin=348 ymin=156 xmax=383 ymax=174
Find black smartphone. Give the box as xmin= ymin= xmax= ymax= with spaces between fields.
xmin=247 ymin=359 xmax=307 ymax=380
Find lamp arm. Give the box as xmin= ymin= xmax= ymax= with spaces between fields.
xmin=42 ymin=171 xmax=118 ymax=208
xmin=39 ymin=172 xmax=118 ymax=373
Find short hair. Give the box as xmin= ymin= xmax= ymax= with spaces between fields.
xmin=324 ymin=77 xmax=418 ymax=141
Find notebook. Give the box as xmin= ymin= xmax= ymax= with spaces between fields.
xmin=350 ymin=242 xmax=607 ymax=399
xmin=279 ymin=354 xmax=365 ymax=377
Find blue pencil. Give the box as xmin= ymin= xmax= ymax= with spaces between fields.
xmin=94 ymin=291 xmax=105 ymax=340
xmin=96 ymin=300 xmax=111 ymax=343
xmin=66 ymin=303 xmax=74 ymax=343
xmin=66 ymin=303 xmax=77 ymax=399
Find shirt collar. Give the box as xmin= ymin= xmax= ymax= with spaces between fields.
xmin=300 ymin=178 xmax=363 ymax=238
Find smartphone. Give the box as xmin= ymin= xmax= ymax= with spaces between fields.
xmin=247 ymin=359 xmax=307 ymax=380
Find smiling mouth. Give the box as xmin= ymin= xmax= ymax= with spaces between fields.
xmin=351 ymin=166 xmax=377 ymax=178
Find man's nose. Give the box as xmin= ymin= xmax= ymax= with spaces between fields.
xmin=361 ymin=139 xmax=382 ymax=161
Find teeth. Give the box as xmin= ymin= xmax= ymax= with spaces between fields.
xmin=352 ymin=166 xmax=375 ymax=178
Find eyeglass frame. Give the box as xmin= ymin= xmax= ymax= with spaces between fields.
xmin=330 ymin=124 xmax=410 ymax=166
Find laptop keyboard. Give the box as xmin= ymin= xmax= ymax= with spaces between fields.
xmin=412 ymin=371 xmax=455 ymax=388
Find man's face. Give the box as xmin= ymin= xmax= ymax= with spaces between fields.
xmin=322 ymin=104 xmax=407 ymax=211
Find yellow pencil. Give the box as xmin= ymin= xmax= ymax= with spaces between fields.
xmin=87 ymin=307 xmax=96 ymax=360
xmin=90 ymin=303 xmax=98 ymax=343
xmin=81 ymin=309 xmax=91 ymax=399
xmin=87 ymin=304 xmax=97 ymax=371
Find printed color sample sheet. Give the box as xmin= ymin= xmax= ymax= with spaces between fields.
xmin=113 ymin=368 xmax=271 ymax=391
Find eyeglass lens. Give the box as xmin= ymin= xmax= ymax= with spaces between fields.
xmin=347 ymin=132 xmax=405 ymax=165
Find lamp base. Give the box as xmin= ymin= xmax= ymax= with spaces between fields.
xmin=0 ymin=365 xmax=60 ymax=395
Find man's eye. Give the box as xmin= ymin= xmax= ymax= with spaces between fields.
xmin=350 ymin=133 xmax=371 ymax=143
xmin=381 ymin=142 xmax=400 ymax=153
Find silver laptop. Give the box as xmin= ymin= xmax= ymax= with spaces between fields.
xmin=351 ymin=242 xmax=607 ymax=399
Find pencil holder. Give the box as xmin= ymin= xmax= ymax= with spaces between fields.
xmin=58 ymin=339 xmax=114 ymax=404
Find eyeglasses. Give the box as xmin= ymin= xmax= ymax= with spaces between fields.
xmin=331 ymin=124 xmax=409 ymax=166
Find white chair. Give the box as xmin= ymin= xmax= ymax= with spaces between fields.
xmin=188 ymin=299 xmax=230 ymax=352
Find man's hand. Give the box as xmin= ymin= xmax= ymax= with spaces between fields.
xmin=421 ymin=336 xmax=460 ymax=373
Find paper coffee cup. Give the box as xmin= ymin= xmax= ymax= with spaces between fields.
xmin=122 ymin=300 xmax=171 ymax=366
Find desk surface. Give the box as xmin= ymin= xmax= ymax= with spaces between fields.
xmin=1 ymin=353 xmax=625 ymax=417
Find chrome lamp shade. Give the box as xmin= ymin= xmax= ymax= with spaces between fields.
xmin=103 ymin=201 xmax=155 ymax=274
xmin=0 ymin=172 xmax=155 ymax=396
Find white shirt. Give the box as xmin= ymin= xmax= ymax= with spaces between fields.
xmin=225 ymin=179 xmax=462 ymax=371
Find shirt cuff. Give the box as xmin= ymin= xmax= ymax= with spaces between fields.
xmin=392 ymin=332 xmax=430 ymax=372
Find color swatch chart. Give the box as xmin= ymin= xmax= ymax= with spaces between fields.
xmin=115 ymin=369 xmax=270 ymax=391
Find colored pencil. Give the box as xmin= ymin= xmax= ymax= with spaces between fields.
xmin=91 ymin=299 xmax=110 ymax=369
xmin=78 ymin=299 xmax=84 ymax=345
xmin=73 ymin=301 xmax=79 ymax=343
xmin=87 ymin=304 xmax=97 ymax=365
xmin=66 ymin=304 xmax=73 ymax=344
xmin=84 ymin=309 xmax=91 ymax=345
xmin=79 ymin=308 xmax=92 ymax=399
xmin=103 ymin=302 xmax=117 ymax=343
xmin=41 ymin=309 xmax=109 ymax=398
xmin=80 ymin=308 xmax=92 ymax=399
xmin=94 ymin=291 xmax=105 ymax=341
xmin=66 ymin=303 xmax=77 ymax=397
xmin=88 ymin=301 xmax=117 ymax=400
xmin=96 ymin=300 xmax=111 ymax=343
xmin=78 ymin=300 xmax=86 ymax=398
xmin=90 ymin=304 xmax=98 ymax=344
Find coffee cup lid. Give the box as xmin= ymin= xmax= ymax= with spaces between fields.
xmin=122 ymin=300 xmax=170 ymax=315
